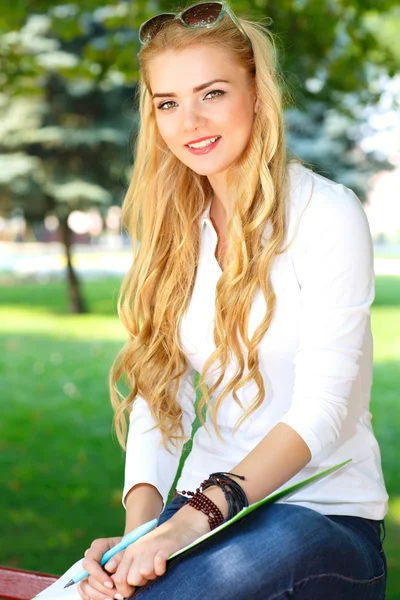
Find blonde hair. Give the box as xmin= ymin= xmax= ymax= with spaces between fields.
xmin=110 ymin=6 xmax=291 ymax=452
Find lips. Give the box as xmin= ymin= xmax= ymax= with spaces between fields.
xmin=185 ymin=135 xmax=221 ymax=146
xmin=185 ymin=136 xmax=222 ymax=155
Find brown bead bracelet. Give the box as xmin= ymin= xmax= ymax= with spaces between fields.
xmin=180 ymin=487 xmax=224 ymax=530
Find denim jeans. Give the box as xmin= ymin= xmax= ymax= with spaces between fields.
xmin=130 ymin=493 xmax=387 ymax=599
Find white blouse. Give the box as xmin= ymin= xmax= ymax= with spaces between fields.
xmin=123 ymin=162 xmax=389 ymax=520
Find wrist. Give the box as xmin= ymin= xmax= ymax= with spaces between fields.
xmin=175 ymin=471 xmax=248 ymax=533
xmin=173 ymin=502 xmax=215 ymax=537
xmin=202 ymin=485 xmax=229 ymax=520
xmin=175 ymin=485 xmax=229 ymax=535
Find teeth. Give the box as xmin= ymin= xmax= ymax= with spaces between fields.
xmin=188 ymin=136 xmax=220 ymax=149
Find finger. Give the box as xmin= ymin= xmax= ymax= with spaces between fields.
xmin=112 ymin=554 xmax=136 ymax=598
xmin=110 ymin=575 xmax=125 ymax=600
xmin=84 ymin=538 xmax=119 ymax=562
xmin=77 ymin=581 xmax=90 ymax=600
xmin=124 ymin=553 xmax=153 ymax=588
xmin=88 ymin=574 xmax=118 ymax=597
xmin=153 ymin=552 xmax=168 ymax=577
xmin=135 ymin=555 xmax=160 ymax=582
xmin=82 ymin=557 xmax=115 ymax=591
xmin=127 ymin=563 xmax=149 ymax=588
xmin=79 ymin=578 xmax=115 ymax=600
xmin=128 ymin=565 xmax=153 ymax=586
xmin=104 ymin=550 xmax=125 ymax=574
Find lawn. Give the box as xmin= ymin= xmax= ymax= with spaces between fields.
xmin=0 ymin=275 xmax=399 ymax=598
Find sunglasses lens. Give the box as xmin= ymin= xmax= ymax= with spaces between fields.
xmin=181 ymin=2 xmax=223 ymax=26
xmin=139 ymin=14 xmax=175 ymax=44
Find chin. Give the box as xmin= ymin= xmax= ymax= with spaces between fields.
xmin=188 ymin=166 xmax=216 ymax=176
xmin=194 ymin=166 xmax=232 ymax=178
xmin=179 ymin=158 xmax=233 ymax=177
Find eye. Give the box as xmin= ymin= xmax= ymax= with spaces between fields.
xmin=204 ymin=89 xmax=225 ymax=99
xmin=156 ymin=89 xmax=226 ymax=111
xmin=157 ymin=100 xmax=177 ymax=111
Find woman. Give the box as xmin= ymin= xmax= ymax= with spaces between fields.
xmin=79 ymin=3 xmax=388 ymax=599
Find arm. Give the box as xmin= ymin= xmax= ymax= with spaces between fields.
xmin=196 ymin=422 xmax=311 ymax=518
xmin=79 ymin=368 xmax=196 ymax=600
xmin=182 ymin=183 xmax=375 ymax=522
xmin=123 ymin=364 xmax=196 ymax=519
xmin=124 ymin=484 xmax=163 ymax=534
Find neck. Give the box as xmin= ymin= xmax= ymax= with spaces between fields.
xmin=207 ymin=172 xmax=231 ymax=221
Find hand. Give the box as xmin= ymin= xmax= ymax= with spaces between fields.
xmin=78 ymin=536 xmax=124 ymax=600
xmin=111 ymin=513 xmax=206 ymax=598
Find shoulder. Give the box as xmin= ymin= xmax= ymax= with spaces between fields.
xmin=285 ymin=161 xmax=370 ymax=244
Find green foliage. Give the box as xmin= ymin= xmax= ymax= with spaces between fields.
xmin=365 ymin=6 xmax=400 ymax=65
xmin=1 ymin=0 xmax=399 ymax=100
xmin=0 ymin=0 xmax=399 ymax=218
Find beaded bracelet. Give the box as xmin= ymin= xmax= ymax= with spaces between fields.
xmin=202 ymin=472 xmax=249 ymax=520
xmin=187 ymin=490 xmax=225 ymax=530
xmin=178 ymin=471 xmax=248 ymax=530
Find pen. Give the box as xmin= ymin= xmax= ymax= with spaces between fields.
xmin=64 ymin=518 xmax=159 ymax=588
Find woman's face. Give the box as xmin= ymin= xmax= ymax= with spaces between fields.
xmin=148 ymin=44 xmax=258 ymax=178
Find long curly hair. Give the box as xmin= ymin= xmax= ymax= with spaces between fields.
xmin=110 ymin=5 xmax=291 ymax=452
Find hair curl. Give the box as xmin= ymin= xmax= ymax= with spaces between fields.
xmin=110 ymin=6 xmax=293 ymax=453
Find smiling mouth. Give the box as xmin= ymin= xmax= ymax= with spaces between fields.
xmin=186 ymin=136 xmax=221 ymax=149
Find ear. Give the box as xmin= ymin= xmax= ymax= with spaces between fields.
xmin=254 ymin=95 xmax=260 ymax=114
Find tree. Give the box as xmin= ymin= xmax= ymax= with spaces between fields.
xmin=0 ymin=5 xmax=139 ymax=312
xmin=0 ymin=1 xmax=399 ymax=310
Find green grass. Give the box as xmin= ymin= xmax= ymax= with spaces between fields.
xmin=0 ymin=275 xmax=399 ymax=597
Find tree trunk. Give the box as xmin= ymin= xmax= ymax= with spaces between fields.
xmin=59 ymin=217 xmax=87 ymax=314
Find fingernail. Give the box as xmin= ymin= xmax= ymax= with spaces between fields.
xmin=104 ymin=581 xmax=113 ymax=589
xmin=114 ymin=595 xmax=124 ymax=600
xmin=105 ymin=597 xmax=113 ymax=600
xmin=107 ymin=560 xmax=117 ymax=570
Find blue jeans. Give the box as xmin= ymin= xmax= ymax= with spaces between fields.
xmin=130 ymin=493 xmax=387 ymax=599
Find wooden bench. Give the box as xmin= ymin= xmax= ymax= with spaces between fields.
xmin=0 ymin=566 xmax=57 ymax=600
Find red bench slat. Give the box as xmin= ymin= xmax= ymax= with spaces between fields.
xmin=0 ymin=566 xmax=58 ymax=600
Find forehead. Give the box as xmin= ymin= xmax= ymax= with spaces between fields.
xmin=148 ymin=44 xmax=245 ymax=94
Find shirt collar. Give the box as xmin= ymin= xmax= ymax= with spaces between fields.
xmin=200 ymin=198 xmax=212 ymax=226
xmin=199 ymin=197 xmax=273 ymax=245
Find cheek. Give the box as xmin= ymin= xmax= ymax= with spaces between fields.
xmin=156 ymin=117 xmax=169 ymax=143
xmin=155 ymin=116 xmax=176 ymax=147
xmin=221 ymin=102 xmax=253 ymax=136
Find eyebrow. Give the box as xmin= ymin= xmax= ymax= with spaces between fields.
xmin=152 ymin=79 xmax=230 ymax=99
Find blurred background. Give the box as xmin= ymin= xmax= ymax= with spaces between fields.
xmin=0 ymin=0 xmax=399 ymax=596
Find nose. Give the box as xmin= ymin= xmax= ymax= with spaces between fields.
xmin=182 ymin=102 xmax=206 ymax=132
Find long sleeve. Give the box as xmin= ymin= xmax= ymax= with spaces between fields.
xmin=278 ymin=183 xmax=375 ymax=459
xmin=122 ymin=365 xmax=196 ymax=510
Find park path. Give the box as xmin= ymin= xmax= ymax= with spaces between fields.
xmin=1 ymin=241 xmax=400 ymax=278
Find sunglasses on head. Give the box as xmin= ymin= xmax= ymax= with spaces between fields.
xmin=138 ymin=1 xmax=252 ymax=49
